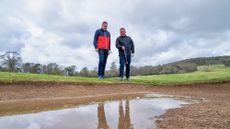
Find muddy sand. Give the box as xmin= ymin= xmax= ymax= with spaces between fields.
xmin=0 ymin=82 xmax=230 ymax=129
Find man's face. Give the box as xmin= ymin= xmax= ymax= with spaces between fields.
xmin=120 ymin=29 xmax=126 ymax=36
xmin=102 ymin=23 xmax=108 ymax=31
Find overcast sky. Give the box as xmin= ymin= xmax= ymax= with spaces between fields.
xmin=0 ymin=0 xmax=230 ymax=69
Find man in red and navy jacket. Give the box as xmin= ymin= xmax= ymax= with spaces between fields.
xmin=93 ymin=21 xmax=111 ymax=79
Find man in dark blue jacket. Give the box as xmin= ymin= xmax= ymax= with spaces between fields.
xmin=116 ymin=28 xmax=135 ymax=81
xmin=93 ymin=21 xmax=111 ymax=79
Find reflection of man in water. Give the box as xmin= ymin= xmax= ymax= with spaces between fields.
xmin=118 ymin=100 xmax=134 ymax=129
xmin=97 ymin=103 xmax=109 ymax=129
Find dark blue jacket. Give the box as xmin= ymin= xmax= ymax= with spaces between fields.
xmin=116 ymin=36 xmax=135 ymax=56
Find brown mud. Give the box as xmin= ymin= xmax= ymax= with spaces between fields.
xmin=0 ymin=82 xmax=229 ymax=129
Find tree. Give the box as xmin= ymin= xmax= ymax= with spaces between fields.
xmin=47 ymin=63 xmax=61 ymax=75
xmin=65 ymin=65 xmax=76 ymax=76
xmin=89 ymin=67 xmax=98 ymax=77
xmin=110 ymin=62 xmax=117 ymax=71
xmin=41 ymin=64 xmax=48 ymax=74
xmin=224 ymin=59 xmax=230 ymax=66
xmin=22 ymin=63 xmax=34 ymax=73
xmin=34 ymin=63 xmax=43 ymax=74
xmin=108 ymin=62 xmax=118 ymax=77
xmin=79 ymin=67 xmax=89 ymax=76
xmin=0 ymin=51 xmax=22 ymax=72
xmin=22 ymin=63 xmax=43 ymax=73
xmin=130 ymin=65 xmax=139 ymax=76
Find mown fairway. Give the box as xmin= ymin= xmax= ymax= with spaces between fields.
xmin=0 ymin=65 xmax=230 ymax=85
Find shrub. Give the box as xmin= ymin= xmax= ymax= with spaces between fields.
xmin=224 ymin=60 xmax=230 ymax=67
xmin=198 ymin=66 xmax=211 ymax=72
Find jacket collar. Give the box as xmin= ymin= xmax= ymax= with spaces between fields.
xmin=120 ymin=35 xmax=126 ymax=38
xmin=101 ymin=28 xmax=107 ymax=32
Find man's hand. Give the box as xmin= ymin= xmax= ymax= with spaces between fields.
xmin=122 ymin=46 xmax=125 ymax=51
xmin=108 ymin=50 xmax=112 ymax=55
xmin=95 ymin=48 xmax=99 ymax=52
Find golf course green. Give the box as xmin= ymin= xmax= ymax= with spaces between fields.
xmin=0 ymin=65 xmax=230 ymax=85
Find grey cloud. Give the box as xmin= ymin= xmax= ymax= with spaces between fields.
xmin=0 ymin=0 xmax=230 ymax=68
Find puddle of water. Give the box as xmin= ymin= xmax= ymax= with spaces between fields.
xmin=0 ymin=95 xmax=189 ymax=129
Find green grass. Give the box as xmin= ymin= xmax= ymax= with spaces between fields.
xmin=132 ymin=65 xmax=230 ymax=85
xmin=1 ymin=65 xmax=230 ymax=85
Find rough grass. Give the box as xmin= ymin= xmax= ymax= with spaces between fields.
xmin=0 ymin=65 xmax=230 ymax=85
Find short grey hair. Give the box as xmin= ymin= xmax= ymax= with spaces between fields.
xmin=120 ymin=27 xmax=125 ymax=31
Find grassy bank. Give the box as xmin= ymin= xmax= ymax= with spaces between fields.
xmin=0 ymin=65 xmax=230 ymax=85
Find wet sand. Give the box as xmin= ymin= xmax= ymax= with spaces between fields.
xmin=0 ymin=82 xmax=230 ymax=129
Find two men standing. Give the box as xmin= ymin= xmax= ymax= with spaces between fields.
xmin=93 ymin=21 xmax=135 ymax=80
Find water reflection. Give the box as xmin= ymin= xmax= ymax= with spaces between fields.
xmin=97 ymin=100 xmax=133 ymax=129
xmin=118 ymin=100 xmax=133 ymax=129
xmin=97 ymin=103 xmax=109 ymax=129
xmin=0 ymin=97 xmax=188 ymax=129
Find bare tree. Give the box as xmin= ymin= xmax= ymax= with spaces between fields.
xmin=0 ymin=51 xmax=22 ymax=72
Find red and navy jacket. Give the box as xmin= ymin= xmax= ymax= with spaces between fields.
xmin=93 ymin=29 xmax=111 ymax=50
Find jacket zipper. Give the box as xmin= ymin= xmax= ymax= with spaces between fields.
xmin=104 ymin=32 xmax=108 ymax=49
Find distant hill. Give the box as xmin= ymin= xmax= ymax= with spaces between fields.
xmin=167 ymin=55 xmax=230 ymax=66
xmin=131 ymin=55 xmax=230 ymax=76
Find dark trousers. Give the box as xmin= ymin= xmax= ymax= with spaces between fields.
xmin=98 ymin=49 xmax=108 ymax=77
xmin=119 ymin=54 xmax=131 ymax=79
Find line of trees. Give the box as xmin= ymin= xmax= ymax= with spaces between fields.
xmin=1 ymin=51 xmax=230 ymax=77
xmin=130 ymin=63 xmax=198 ymax=75
xmin=172 ymin=55 xmax=230 ymax=66
xmin=0 ymin=51 xmax=112 ymax=77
